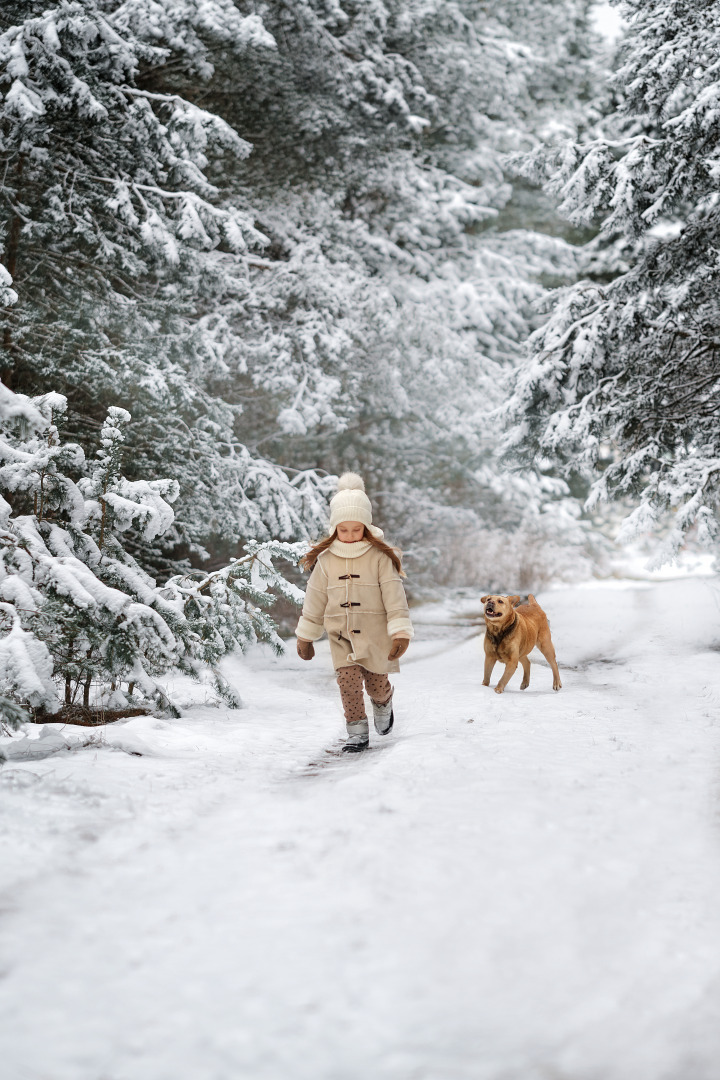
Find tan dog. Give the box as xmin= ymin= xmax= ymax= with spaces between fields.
xmin=481 ymin=594 xmax=561 ymax=695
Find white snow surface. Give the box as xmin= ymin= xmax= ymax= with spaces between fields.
xmin=1 ymin=576 xmax=720 ymax=1079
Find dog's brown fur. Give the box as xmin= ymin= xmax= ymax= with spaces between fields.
xmin=481 ymin=594 xmax=561 ymax=695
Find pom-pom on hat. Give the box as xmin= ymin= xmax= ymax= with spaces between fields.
xmin=329 ymin=472 xmax=373 ymax=532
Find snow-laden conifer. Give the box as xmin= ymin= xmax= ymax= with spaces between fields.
xmin=0 ymin=385 xmax=303 ymax=723
xmin=200 ymin=0 xmax=602 ymax=572
xmin=504 ymin=0 xmax=720 ymax=563
xmin=2 ymin=1 xmax=607 ymax=582
xmin=0 ymin=1 xmax=329 ymax=569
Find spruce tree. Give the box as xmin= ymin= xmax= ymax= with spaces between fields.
xmin=2 ymin=1 xmax=608 ymax=584
xmin=504 ymin=0 xmax=720 ymax=562
xmin=0 ymin=383 xmax=304 ymax=721
xmin=0 ymin=1 xmax=330 ymax=573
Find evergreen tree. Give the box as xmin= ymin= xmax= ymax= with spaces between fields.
xmin=182 ymin=0 xmax=602 ymax=570
xmin=504 ymin=0 xmax=720 ymax=562
xmin=0 ymin=384 xmax=304 ymax=723
xmin=2 ymin=1 xmax=607 ymax=586
xmin=0 ymin=1 xmax=330 ymax=572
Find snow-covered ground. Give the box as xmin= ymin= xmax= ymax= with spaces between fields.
xmin=1 ymin=575 xmax=720 ymax=1080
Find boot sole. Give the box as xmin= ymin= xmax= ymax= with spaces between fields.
xmin=342 ymin=742 xmax=369 ymax=753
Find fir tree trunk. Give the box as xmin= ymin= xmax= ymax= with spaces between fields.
xmin=1 ymin=155 xmax=23 ymax=389
xmin=82 ymin=646 xmax=93 ymax=708
xmin=98 ymin=496 xmax=107 ymax=551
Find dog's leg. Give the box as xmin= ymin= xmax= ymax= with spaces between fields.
xmin=520 ymin=656 xmax=531 ymax=690
xmin=538 ymin=632 xmax=562 ymax=691
xmin=494 ymin=661 xmax=518 ymax=694
xmin=482 ymin=653 xmax=496 ymax=687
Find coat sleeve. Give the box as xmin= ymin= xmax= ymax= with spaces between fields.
xmin=295 ymin=559 xmax=329 ymax=641
xmin=379 ymin=556 xmax=414 ymax=639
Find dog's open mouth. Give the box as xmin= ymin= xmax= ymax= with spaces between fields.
xmin=485 ymin=610 xmax=502 ymax=619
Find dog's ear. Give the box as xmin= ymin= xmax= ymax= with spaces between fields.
xmin=508 ymin=595 xmax=521 ymax=607
xmin=480 ymin=595 xmax=490 ymax=604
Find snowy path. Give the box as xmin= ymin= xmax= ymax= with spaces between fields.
xmin=1 ymin=577 xmax=720 ymax=1080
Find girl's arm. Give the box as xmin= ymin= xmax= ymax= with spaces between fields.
xmin=295 ymin=559 xmax=329 ymax=643
xmin=379 ymin=557 xmax=414 ymax=640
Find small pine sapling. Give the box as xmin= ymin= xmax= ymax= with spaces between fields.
xmin=0 ymin=385 xmax=305 ymax=721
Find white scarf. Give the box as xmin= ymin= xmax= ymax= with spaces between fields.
xmin=328 ymin=526 xmax=384 ymax=558
xmin=328 ymin=539 xmax=372 ymax=558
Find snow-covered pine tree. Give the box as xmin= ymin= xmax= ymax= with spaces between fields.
xmin=0 ymin=1 xmax=331 ymax=573
xmin=2 ymin=1 xmax=608 ymax=587
xmin=183 ymin=0 xmax=603 ymax=577
xmin=0 ymin=385 xmax=304 ymax=722
xmin=0 ymin=0 xmax=265 ymax=374
xmin=503 ymin=0 xmax=720 ymax=563
xmin=0 ymin=278 xmax=56 ymax=728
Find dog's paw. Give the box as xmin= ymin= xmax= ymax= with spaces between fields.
xmin=520 ymin=681 xmax=529 ymax=690
xmin=494 ymin=686 xmax=504 ymax=695
xmin=553 ymin=680 xmax=562 ymax=691
xmin=482 ymin=680 xmax=490 ymax=687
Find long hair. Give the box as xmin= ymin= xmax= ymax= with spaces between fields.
xmin=301 ymin=527 xmax=405 ymax=577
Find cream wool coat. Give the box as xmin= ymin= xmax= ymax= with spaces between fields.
xmin=295 ymin=539 xmax=414 ymax=674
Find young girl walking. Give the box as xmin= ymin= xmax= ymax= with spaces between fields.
xmin=295 ymin=473 xmax=414 ymax=752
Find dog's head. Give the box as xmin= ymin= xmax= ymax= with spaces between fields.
xmin=481 ymin=594 xmax=521 ymax=628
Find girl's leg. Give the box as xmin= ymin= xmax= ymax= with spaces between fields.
xmin=363 ymin=669 xmax=393 ymax=705
xmin=336 ymin=665 xmax=369 ymax=748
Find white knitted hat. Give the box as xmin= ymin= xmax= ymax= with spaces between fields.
xmin=329 ymin=473 xmax=373 ymax=531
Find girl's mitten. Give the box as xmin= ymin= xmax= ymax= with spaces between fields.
xmin=388 ymin=637 xmax=409 ymax=661
xmin=297 ymin=638 xmax=315 ymax=661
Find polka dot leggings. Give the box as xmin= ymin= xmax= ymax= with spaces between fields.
xmin=336 ymin=665 xmax=393 ymax=724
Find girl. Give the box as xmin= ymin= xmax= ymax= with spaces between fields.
xmin=296 ymin=473 xmax=414 ymax=752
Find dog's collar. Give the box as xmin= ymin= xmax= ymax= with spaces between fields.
xmin=486 ymin=613 xmax=517 ymax=647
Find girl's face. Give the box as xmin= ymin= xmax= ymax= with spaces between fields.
xmin=336 ymin=521 xmax=365 ymax=543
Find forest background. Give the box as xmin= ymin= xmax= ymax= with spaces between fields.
xmin=1 ymin=0 xmax=718 ymax=721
